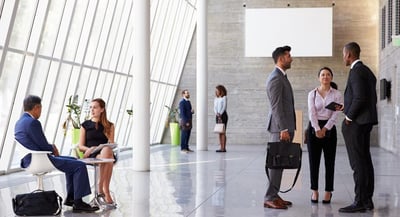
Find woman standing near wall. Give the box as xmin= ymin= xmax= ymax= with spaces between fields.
xmin=214 ymin=85 xmax=228 ymax=152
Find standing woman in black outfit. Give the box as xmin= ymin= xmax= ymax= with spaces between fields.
xmin=307 ymin=67 xmax=342 ymax=204
xmin=214 ymin=85 xmax=228 ymax=152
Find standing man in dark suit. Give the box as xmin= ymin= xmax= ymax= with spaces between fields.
xmin=15 ymin=95 xmax=99 ymax=213
xmin=339 ymin=42 xmax=378 ymax=213
xmin=264 ymin=45 xmax=296 ymax=209
xmin=179 ymin=89 xmax=194 ymax=153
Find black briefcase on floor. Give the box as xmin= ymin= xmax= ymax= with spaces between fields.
xmin=12 ymin=190 xmax=63 ymax=216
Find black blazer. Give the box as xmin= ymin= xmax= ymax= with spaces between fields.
xmin=343 ymin=61 xmax=378 ymax=125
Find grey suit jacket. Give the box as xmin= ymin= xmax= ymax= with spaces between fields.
xmin=266 ymin=67 xmax=296 ymax=133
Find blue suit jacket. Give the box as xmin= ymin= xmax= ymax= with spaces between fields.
xmin=15 ymin=113 xmax=55 ymax=168
xmin=179 ymin=98 xmax=193 ymax=125
xmin=266 ymin=67 xmax=296 ymax=133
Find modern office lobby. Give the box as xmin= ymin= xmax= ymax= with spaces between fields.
xmin=2 ymin=0 xmax=400 ymax=216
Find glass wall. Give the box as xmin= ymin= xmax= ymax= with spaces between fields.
xmin=0 ymin=0 xmax=196 ymax=174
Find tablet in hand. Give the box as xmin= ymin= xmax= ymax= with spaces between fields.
xmin=325 ymin=102 xmax=342 ymax=111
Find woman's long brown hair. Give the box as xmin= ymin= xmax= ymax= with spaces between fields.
xmin=216 ymin=85 xmax=227 ymax=97
xmin=92 ymin=98 xmax=113 ymax=139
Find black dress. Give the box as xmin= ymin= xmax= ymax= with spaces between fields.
xmin=82 ymin=120 xmax=108 ymax=147
xmin=81 ymin=120 xmax=113 ymax=159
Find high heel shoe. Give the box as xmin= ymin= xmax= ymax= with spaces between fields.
xmin=322 ymin=192 xmax=332 ymax=204
xmin=104 ymin=202 xmax=117 ymax=209
xmin=311 ymin=193 xmax=318 ymax=203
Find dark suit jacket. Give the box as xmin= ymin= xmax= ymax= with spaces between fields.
xmin=344 ymin=61 xmax=378 ymax=125
xmin=179 ymin=98 xmax=193 ymax=128
xmin=15 ymin=113 xmax=54 ymax=168
xmin=266 ymin=67 xmax=296 ymax=133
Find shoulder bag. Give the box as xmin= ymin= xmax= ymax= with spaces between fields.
xmin=12 ymin=190 xmax=62 ymax=216
xmin=213 ymin=123 xmax=225 ymax=133
xmin=213 ymin=117 xmax=225 ymax=133
xmin=265 ymin=141 xmax=302 ymax=193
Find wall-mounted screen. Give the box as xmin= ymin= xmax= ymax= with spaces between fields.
xmin=380 ymin=78 xmax=391 ymax=100
xmin=245 ymin=7 xmax=333 ymax=57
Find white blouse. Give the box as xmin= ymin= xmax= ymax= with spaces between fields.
xmin=308 ymin=87 xmax=342 ymax=131
xmin=214 ymin=96 xmax=227 ymax=115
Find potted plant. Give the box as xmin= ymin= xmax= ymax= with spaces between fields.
xmin=62 ymin=95 xmax=82 ymax=144
xmin=126 ymin=109 xmax=133 ymax=116
xmin=165 ymin=105 xmax=180 ymax=146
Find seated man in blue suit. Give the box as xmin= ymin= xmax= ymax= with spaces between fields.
xmin=15 ymin=95 xmax=99 ymax=213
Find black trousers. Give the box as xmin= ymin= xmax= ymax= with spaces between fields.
xmin=342 ymin=120 xmax=374 ymax=204
xmin=307 ymin=121 xmax=337 ymax=191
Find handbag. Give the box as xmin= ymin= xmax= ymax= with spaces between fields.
xmin=265 ymin=141 xmax=302 ymax=193
xmin=213 ymin=123 xmax=225 ymax=133
xmin=12 ymin=190 xmax=62 ymax=216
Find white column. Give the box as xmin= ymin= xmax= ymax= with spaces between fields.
xmin=131 ymin=172 xmax=150 ymax=216
xmin=196 ymin=0 xmax=208 ymax=151
xmin=132 ymin=0 xmax=150 ymax=171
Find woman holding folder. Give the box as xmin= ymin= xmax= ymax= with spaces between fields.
xmin=78 ymin=98 xmax=116 ymax=207
xmin=307 ymin=67 xmax=342 ymax=204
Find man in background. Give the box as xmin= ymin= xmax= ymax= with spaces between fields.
xmin=179 ymin=89 xmax=194 ymax=153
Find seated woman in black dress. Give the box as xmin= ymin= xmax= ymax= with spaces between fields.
xmin=78 ymin=98 xmax=116 ymax=207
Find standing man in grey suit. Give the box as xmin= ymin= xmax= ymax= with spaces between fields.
xmin=339 ymin=42 xmax=378 ymax=213
xmin=264 ymin=45 xmax=296 ymax=209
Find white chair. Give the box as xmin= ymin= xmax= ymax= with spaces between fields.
xmin=25 ymin=150 xmax=56 ymax=190
xmin=16 ymin=141 xmax=57 ymax=190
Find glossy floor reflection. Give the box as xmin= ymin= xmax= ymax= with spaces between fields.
xmin=1 ymin=144 xmax=400 ymax=217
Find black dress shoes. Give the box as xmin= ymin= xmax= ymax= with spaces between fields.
xmin=365 ymin=199 xmax=374 ymax=210
xmin=63 ymin=197 xmax=74 ymax=207
xmin=339 ymin=203 xmax=366 ymax=213
xmin=73 ymin=201 xmax=99 ymax=213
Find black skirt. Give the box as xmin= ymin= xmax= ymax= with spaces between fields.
xmin=216 ymin=111 xmax=228 ymax=126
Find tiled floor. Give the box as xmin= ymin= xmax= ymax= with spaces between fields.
xmin=1 ymin=144 xmax=400 ymax=217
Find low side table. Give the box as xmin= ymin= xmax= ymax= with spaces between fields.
xmin=79 ymin=158 xmax=115 ymax=208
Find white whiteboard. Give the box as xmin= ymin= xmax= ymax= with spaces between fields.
xmin=245 ymin=8 xmax=333 ymax=57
